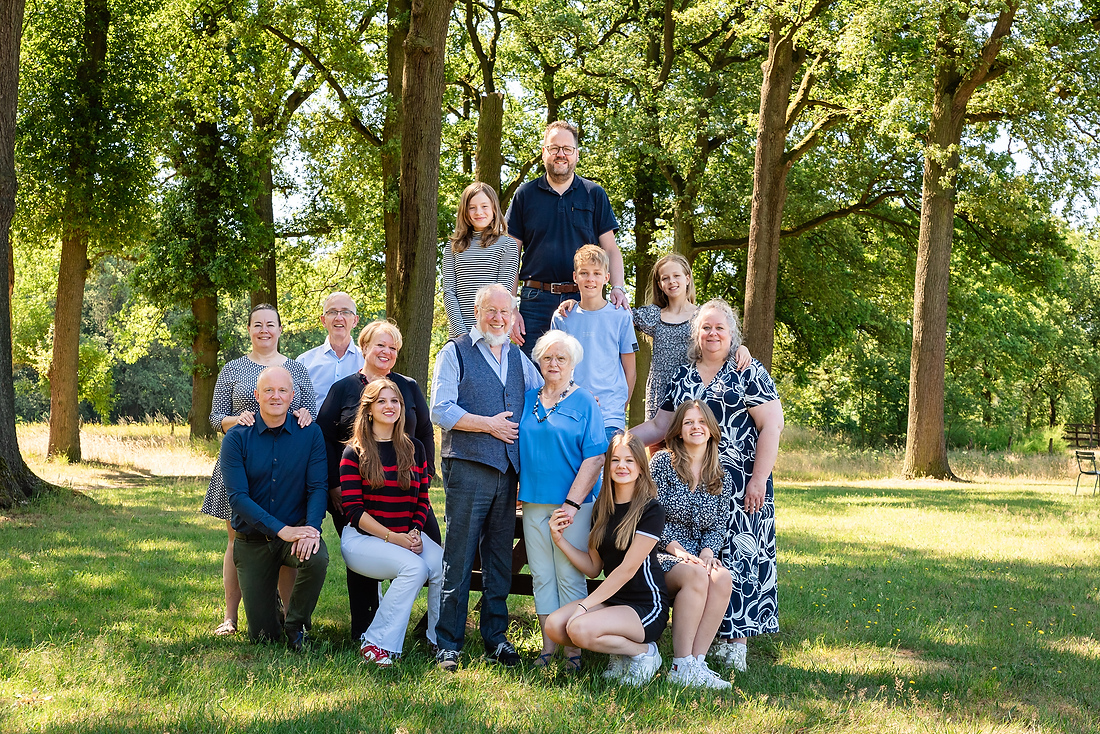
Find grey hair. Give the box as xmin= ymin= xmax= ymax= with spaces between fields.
xmin=322 ymin=291 xmax=357 ymax=313
xmin=532 ymin=330 xmax=584 ymax=367
xmin=474 ymin=283 xmax=516 ymax=310
xmin=686 ymin=298 xmax=743 ymax=363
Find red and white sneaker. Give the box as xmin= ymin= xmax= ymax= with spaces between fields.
xmin=360 ymin=643 xmax=394 ymax=667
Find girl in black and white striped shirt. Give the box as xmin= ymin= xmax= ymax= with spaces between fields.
xmin=442 ymin=182 xmax=520 ymax=338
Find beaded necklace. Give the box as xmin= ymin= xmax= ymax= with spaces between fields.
xmin=532 ymin=380 xmax=575 ymax=423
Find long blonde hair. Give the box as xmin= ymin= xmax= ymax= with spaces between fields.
xmin=347 ymin=379 xmax=414 ymax=491
xmin=645 ymin=253 xmax=696 ymax=308
xmin=589 ymin=432 xmax=658 ymax=551
xmin=664 ymin=400 xmax=724 ymax=495
xmin=449 ymin=182 xmax=508 ymax=254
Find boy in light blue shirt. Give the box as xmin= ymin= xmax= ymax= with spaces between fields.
xmin=550 ymin=245 xmax=637 ymax=438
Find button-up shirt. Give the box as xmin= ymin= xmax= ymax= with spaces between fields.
xmin=430 ymin=326 xmax=543 ymax=430
xmin=297 ymin=338 xmax=364 ymax=407
xmin=222 ymin=414 xmax=328 ymax=537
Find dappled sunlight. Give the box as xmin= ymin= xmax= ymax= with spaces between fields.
xmin=1 ymin=443 xmax=1097 ymax=733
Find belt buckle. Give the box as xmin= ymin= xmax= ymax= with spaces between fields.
xmin=550 ymin=282 xmax=567 ymax=294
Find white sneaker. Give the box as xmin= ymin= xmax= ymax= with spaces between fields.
xmin=692 ymin=659 xmax=732 ymax=689
xmin=709 ymin=639 xmax=748 ymax=672
xmin=667 ymin=659 xmax=697 ymax=686
xmin=622 ymin=643 xmax=662 ymax=685
xmin=602 ymin=654 xmax=628 ymax=680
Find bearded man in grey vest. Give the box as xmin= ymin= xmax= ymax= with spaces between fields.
xmin=430 ymin=283 xmax=543 ymax=671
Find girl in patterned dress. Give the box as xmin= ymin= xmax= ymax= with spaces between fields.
xmin=631 ymin=299 xmax=784 ymax=672
xmin=201 ymin=304 xmax=318 ymax=636
xmin=652 ymin=400 xmax=734 ymax=689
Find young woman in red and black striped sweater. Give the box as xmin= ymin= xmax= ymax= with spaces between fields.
xmin=340 ymin=378 xmax=443 ymax=666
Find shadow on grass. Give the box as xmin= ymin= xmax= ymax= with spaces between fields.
xmin=2 ymin=476 xmax=1098 ymax=733
xmin=783 ymin=483 xmax=1095 ymax=517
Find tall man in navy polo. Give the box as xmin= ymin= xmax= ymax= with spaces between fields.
xmin=506 ymin=120 xmax=628 ymax=357
xmin=223 ymin=366 xmax=329 ymax=649
xmin=430 ymin=284 xmax=543 ymax=670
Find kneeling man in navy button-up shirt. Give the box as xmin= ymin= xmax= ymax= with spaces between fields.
xmin=223 ymin=365 xmax=329 ymax=649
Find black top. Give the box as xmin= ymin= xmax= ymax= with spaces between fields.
xmin=506 ymin=174 xmax=619 ymax=284
xmin=596 ymin=499 xmax=669 ymax=611
xmin=316 ymin=371 xmax=435 ymax=489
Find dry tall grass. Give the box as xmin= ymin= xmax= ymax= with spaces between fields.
xmin=17 ymin=422 xmax=217 ymax=482
xmin=775 ymin=425 xmax=1075 ymax=483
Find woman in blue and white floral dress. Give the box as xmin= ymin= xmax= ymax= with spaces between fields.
xmin=631 ymin=298 xmax=783 ymax=673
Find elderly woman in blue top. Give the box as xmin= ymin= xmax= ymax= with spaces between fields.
xmin=519 ymin=330 xmax=608 ymax=672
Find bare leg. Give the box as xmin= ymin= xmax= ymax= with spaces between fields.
xmin=665 ymin=562 xmax=708 ymax=659
xmin=536 ymin=614 xmax=557 ymax=660
xmin=278 ymin=566 xmax=297 ymax=615
xmin=219 ymin=521 xmax=241 ymax=632
xmin=547 ymin=602 xmax=648 ymax=657
xmin=695 ymin=567 xmax=733 ymax=656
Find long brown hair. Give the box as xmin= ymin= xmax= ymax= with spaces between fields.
xmin=589 ymin=432 xmax=659 ymax=551
xmin=645 ymin=253 xmax=696 ymax=309
xmin=664 ymin=400 xmax=724 ymax=495
xmin=449 ymin=182 xmax=508 ymax=253
xmin=347 ymin=379 xmax=415 ymax=491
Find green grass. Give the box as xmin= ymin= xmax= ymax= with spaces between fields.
xmin=0 ymin=424 xmax=1097 ymax=732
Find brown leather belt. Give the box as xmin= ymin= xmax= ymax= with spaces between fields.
xmin=523 ymin=279 xmax=579 ymax=294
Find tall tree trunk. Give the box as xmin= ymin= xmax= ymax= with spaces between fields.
xmin=382 ymin=0 xmax=408 ymax=293
xmin=188 ymin=119 xmax=221 ymax=440
xmin=475 ymin=92 xmax=503 ymax=193
xmin=189 ymin=291 xmax=219 ymax=440
xmin=47 ymin=219 xmax=90 ymax=460
xmin=629 ymin=152 xmax=659 ymax=425
xmin=902 ymin=69 xmax=963 ymax=480
xmin=391 ymin=0 xmax=453 ymax=388
xmin=250 ymin=152 xmax=276 ymax=308
xmin=742 ymin=26 xmax=798 ymax=371
xmin=0 ymin=0 xmax=53 ymax=506
xmin=47 ymin=0 xmax=109 ymax=460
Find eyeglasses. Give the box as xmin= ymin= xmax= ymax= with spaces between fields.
xmin=325 ymin=309 xmax=357 ymax=318
xmin=543 ymin=145 xmax=576 ymax=156
xmin=480 ymin=308 xmax=512 ymax=318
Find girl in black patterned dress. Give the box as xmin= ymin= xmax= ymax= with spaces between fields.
xmin=545 ymin=433 xmax=670 ymax=685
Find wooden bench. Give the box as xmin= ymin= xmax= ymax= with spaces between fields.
xmin=468 ymin=507 xmax=603 ymax=596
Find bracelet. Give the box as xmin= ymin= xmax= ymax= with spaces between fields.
xmin=563 ymin=498 xmax=582 ymax=510
xmin=610 ymin=285 xmax=625 ymax=293
xmin=577 ymin=603 xmax=587 ymax=612
xmin=384 ymin=531 xmax=391 ymax=543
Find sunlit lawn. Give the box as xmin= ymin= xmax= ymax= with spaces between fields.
xmin=0 ymin=424 xmax=1097 ymax=733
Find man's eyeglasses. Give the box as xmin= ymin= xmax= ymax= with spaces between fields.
xmin=543 ymin=145 xmax=577 ymax=156
xmin=325 ymin=309 xmax=357 ymax=318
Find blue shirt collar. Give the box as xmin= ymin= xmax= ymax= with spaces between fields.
xmin=255 ymin=413 xmax=293 ymax=435
xmin=536 ymin=173 xmax=580 ymax=193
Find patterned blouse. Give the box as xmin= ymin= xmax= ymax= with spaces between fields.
xmin=200 ymin=356 xmax=317 ymax=520
xmin=651 ymin=450 xmax=734 ymax=573
xmin=632 ymin=305 xmax=692 ymax=420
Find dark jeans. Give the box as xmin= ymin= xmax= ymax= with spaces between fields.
xmin=436 ymin=458 xmax=517 ymax=652
xmin=233 ymin=534 xmax=328 ymax=643
xmin=518 ymin=286 xmax=570 ymax=359
xmin=329 ymin=495 xmax=442 ymax=640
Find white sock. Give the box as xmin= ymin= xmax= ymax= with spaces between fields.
xmin=695 ymin=654 xmax=706 ymax=664
xmin=672 ymin=656 xmax=693 ymax=668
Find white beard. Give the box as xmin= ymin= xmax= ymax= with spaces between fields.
xmin=481 ymin=330 xmax=510 ymax=347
